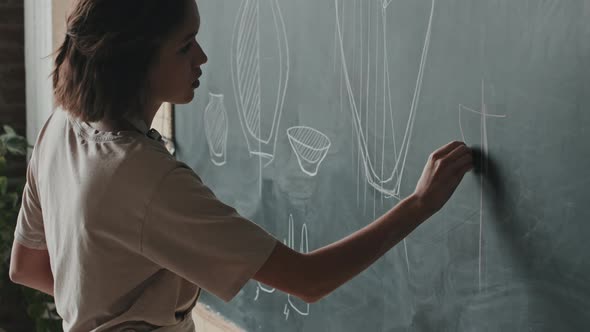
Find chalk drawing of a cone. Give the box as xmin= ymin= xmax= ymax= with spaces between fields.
xmin=204 ymin=93 xmax=229 ymax=166
xmin=287 ymin=126 xmax=331 ymax=177
xmin=231 ymin=0 xmax=290 ymax=167
xmin=334 ymin=0 xmax=436 ymax=198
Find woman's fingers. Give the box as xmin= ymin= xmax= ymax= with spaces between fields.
xmin=412 ymin=141 xmax=474 ymax=213
xmin=445 ymin=143 xmax=472 ymax=164
xmin=453 ymin=153 xmax=475 ymax=175
xmin=431 ymin=141 xmax=465 ymax=160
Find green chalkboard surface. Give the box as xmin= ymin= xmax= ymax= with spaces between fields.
xmin=175 ymin=0 xmax=590 ymax=330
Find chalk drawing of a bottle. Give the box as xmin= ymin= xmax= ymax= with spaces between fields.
xmin=334 ymin=0 xmax=436 ymax=198
xmin=458 ymin=79 xmax=507 ymax=292
xmin=284 ymin=214 xmax=310 ymax=320
xmin=287 ymin=126 xmax=332 ymax=177
xmin=204 ymin=93 xmax=229 ymax=166
xmin=254 ymin=214 xmax=312 ymax=318
xmin=231 ymin=0 xmax=290 ymax=167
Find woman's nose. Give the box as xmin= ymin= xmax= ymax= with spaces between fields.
xmin=195 ymin=42 xmax=208 ymax=65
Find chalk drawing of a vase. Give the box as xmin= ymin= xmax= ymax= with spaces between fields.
xmin=287 ymin=126 xmax=331 ymax=177
xmin=334 ymin=0 xmax=436 ymax=198
xmin=204 ymin=93 xmax=228 ymax=166
xmin=231 ymin=0 xmax=290 ymax=167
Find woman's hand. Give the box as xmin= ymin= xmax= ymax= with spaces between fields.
xmin=412 ymin=141 xmax=474 ymax=214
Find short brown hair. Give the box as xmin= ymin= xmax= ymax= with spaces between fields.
xmin=52 ymin=0 xmax=188 ymax=122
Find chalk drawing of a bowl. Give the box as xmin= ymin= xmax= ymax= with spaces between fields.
xmin=287 ymin=126 xmax=331 ymax=177
xmin=204 ymin=93 xmax=228 ymax=166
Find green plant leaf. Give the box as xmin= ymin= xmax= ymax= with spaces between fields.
xmin=3 ymin=125 xmax=15 ymax=136
xmin=6 ymin=137 xmax=27 ymax=156
xmin=0 ymin=125 xmax=28 ymax=157
xmin=0 ymin=125 xmax=60 ymax=332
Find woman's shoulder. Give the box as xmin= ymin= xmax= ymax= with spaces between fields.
xmin=124 ymin=135 xmax=189 ymax=179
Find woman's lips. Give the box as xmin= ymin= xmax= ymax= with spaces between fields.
xmin=192 ymin=71 xmax=202 ymax=88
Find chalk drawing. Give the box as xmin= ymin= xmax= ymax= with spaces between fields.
xmin=287 ymin=126 xmax=332 ymax=177
xmin=284 ymin=214 xmax=310 ymax=320
xmin=254 ymin=214 xmax=311 ymax=322
xmin=334 ymin=0 xmax=436 ymax=275
xmin=459 ymin=79 xmax=507 ymax=291
xmin=204 ymin=93 xmax=229 ymax=166
xmin=334 ymin=0 xmax=436 ymax=199
xmin=231 ymin=0 xmax=290 ymax=167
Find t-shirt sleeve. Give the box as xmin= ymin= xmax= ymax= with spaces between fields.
xmin=140 ymin=166 xmax=278 ymax=303
xmin=14 ymin=154 xmax=46 ymax=250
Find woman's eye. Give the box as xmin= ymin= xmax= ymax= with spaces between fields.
xmin=180 ymin=42 xmax=192 ymax=54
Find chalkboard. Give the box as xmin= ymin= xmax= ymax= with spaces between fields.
xmin=174 ymin=0 xmax=590 ymax=330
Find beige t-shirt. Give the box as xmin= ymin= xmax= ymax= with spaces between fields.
xmin=14 ymin=108 xmax=278 ymax=331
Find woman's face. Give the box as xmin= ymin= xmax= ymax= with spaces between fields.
xmin=149 ymin=0 xmax=207 ymax=105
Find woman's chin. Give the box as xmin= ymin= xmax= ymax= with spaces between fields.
xmin=169 ymin=92 xmax=195 ymax=105
xmin=184 ymin=90 xmax=195 ymax=103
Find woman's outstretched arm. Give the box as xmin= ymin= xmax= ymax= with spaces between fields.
xmin=253 ymin=141 xmax=473 ymax=303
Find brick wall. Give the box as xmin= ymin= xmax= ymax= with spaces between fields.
xmin=0 ymin=0 xmax=26 ymax=179
xmin=0 ymin=1 xmax=30 ymax=330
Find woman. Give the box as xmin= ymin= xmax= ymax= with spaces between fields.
xmin=9 ymin=0 xmax=473 ymax=331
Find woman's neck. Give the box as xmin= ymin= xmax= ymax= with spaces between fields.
xmin=87 ymin=101 xmax=162 ymax=132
